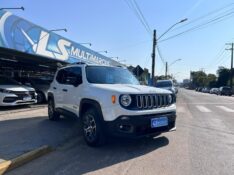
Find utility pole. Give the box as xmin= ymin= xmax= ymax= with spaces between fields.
xmin=226 ymin=43 xmax=234 ymax=90
xmin=151 ymin=29 xmax=156 ymax=85
xmin=165 ymin=62 xmax=168 ymax=79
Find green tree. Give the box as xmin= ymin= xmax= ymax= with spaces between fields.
xmin=207 ymin=74 xmax=217 ymax=87
xmin=191 ymin=71 xmax=207 ymax=87
xmin=216 ymin=67 xmax=230 ymax=87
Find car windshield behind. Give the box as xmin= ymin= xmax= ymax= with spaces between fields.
xmin=86 ymin=66 xmax=139 ymax=85
xmin=155 ymin=81 xmax=172 ymax=88
xmin=0 ymin=77 xmax=20 ymax=85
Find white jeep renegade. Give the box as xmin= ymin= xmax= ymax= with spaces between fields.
xmin=48 ymin=63 xmax=176 ymax=146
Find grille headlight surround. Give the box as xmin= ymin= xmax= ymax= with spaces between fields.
xmin=120 ymin=94 xmax=132 ymax=107
xmin=0 ymin=88 xmax=12 ymax=94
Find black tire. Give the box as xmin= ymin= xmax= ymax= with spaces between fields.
xmin=37 ymin=91 xmax=45 ymax=104
xmin=81 ymin=108 xmax=106 ymax=147
xmin=48 ymin=98 xmax=60 ymax=121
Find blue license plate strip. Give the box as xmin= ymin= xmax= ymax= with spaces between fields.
xmin=151 ymin=117 xmax=168 ymax=128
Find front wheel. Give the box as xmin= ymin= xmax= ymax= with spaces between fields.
xmin=81 ymin=108 xmax=106 ymax=147
xmin=37 ymin=91 xmax=45 ymax=104
xmin=48 ymin=98 xmax=60 ymax=121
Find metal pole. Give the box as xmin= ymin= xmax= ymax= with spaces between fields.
xmin=231 ymin=43 xmax=233 ymax=89
xmin=165 ymin=62 xmax=168 ymax=78
xmin=151 ymin=30 xmax=156 ymax=85
xmin=226 ymin=43 xmax=234 ymax=89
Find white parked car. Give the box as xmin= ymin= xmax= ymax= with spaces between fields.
xmin=48 ymin=63 xmax=177 ymax=146
xmin=0 ymin=76 xmax=37 ymax=106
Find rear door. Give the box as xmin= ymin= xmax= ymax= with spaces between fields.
xmin=53 ymin=69 xmax=67 ymax=108
xmin=62 ymin=66 xmax=83 ymax=115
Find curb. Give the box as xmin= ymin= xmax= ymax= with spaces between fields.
xmin=0 ymin=145 xmax=53 ymax=174
xmin=0 ymin=105 xmax=47 ymax=116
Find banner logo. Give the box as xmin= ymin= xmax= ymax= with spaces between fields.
xmin=0 ymin=11 xmax=114 ymax=65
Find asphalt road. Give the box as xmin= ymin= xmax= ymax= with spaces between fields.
xmin=4 ymin=89 xmax=234 ymax=175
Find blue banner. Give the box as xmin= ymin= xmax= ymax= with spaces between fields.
xmin=0 ymin=10 xmax=120 ymax=66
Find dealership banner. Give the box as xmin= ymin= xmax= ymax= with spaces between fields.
xmin=0 ymin=10 xmax=120 ymax=66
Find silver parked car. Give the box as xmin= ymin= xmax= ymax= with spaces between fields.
xmin=0 ymin=76 xmax=37 ymax=106
xmin=210 ymin=88 xmax=219 ymax=95
xmin=155 ymin=80 xmax=178 ymax=94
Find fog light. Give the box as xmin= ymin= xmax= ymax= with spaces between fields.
xmin=119 ymin=124 xmax=133 ymax=132
xmin=120 ymin=116 xmax=130 ymax=120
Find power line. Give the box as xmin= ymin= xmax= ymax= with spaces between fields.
xmin=156 ymin=46 xmax=166 ymax=65
xmin=132 ymin=0 xmax=152 ymax=33
xmin=123 ymin=0 xmax=152 ymax=36
xmin=207 ymin=49 xmax=228 ymax=69
xmin=144 ymin=53 xmax=151 ymax=67
xmin=159 ymin=11 xmax=234 ymax=43
xmin=173 ymin=3 xmax=234 ymax=31
xmin=207 ymin=46 xmax=226 ymax=68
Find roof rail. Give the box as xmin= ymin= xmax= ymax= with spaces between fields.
xmin=68 ymin=61 xmax=86 ymax=65
xmin=75 ymin=61 xmax=86 ymax=65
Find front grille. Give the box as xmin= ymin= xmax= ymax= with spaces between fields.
xmin=14 ymin=91 xmax=36 ymax=100
xmin=136 ymin=94 xmax=171 ymax=109
xmin=120 ymin=94 xmax=175 ymax=110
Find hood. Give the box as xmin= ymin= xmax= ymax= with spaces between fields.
xmin=0 ymin=85 xmax=35 ymax=92
xmin=91 ymin=84 xmax=171 ymax=94
xmin=158 ymin=86 xmax=172 ymax=90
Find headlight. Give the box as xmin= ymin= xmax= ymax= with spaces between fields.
xmin=167 ymin=94 xmax=173 ymax=104
xmin=0 ymin=88 xmax=12 ymax=93
xmin=170 ymin=88 xmax=175 ymax=93
xmin=120 ymin=94 xmax=132 ymax=107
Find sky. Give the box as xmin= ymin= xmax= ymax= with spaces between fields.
xmin=1 ymin=0 xmax=234 ymax=81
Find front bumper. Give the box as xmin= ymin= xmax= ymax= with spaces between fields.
xmin=0 ymin=92 xmax=37 ymax=106
xmin=104 ymin=112 xmax=176 ymax=138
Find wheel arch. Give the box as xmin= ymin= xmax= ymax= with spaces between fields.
xmin=79 ymin=98 xmax=104 ymax=121
xmin=47 ymin=92 xmax=54 ymax=101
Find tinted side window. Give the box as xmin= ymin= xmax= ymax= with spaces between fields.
xmin=63 ymin=67 xmax=82 ymax=85
xmin=56 ymin=67 xmax=82 ymax=85
xmin=56 ymin=69 xmax=66 ymax=84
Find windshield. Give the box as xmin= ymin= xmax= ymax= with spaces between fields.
xmin=0 ymin=77 xmax=21 ymax=85
xmin=86 ymin=66 xmax=139 ymax=85
xmin=155 ymin=81 xmax=172 ymax=88
xmin=223 ymin=87 xmax=231 ymax=90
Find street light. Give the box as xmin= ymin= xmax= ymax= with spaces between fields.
xmin=165 ymin=59 xmax=182 ymax=78
xmin=109 ymin=57 xmax=119 ymax=59
xmin=0 ymin=7 xmax=25 ymax=11
xmin=25 ymin=28 xmax=67 ymax=53
xmin=109 ymin=57 xmax=126 ymax=63
xmin=169 ymin=59 xmax=182 ymax=67
xmin=157 ymin=19 xmax=188 ymax=41
xmin=151 ymin=18 xmax=188 ymax=85
xmin=50 ymin=28 xmax=67 ymax=32
xmin=79 ymin=43 xmax=92 ymax=46
xmin=97 ymin=51 xmax=108 ymax=54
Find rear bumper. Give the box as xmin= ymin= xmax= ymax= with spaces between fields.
xmin=104 ymin=112 xmax=176 ymax=138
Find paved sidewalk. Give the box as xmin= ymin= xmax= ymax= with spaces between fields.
xmin=0 ymin=107 xmax=81 ymax=161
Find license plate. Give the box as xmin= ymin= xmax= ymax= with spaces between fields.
xmin=151 ymin=117 xmax=168 ymax=128
xmin=23 ymin=96 xmax=32 ymax=101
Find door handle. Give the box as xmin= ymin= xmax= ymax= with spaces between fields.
xmin=62 ymin=89 xmax=68 ymax=92
xmin=53 ymin=87 xmax=57 ymax=90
